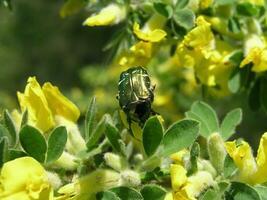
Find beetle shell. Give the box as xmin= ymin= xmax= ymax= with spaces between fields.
xmin=118 ymin=67 xmax=154 ymax=112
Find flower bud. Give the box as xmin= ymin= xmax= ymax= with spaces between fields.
xmin=53 ymin=151 xmax=78 ymax=171
xmin=46 ymin=171 xmax=62 ymax=190
xmin=119 ymin=170 xmax=141 ymax=187
xmin=104 ymin=153 xmax=124 ymax=172
xmin=207 ymin=133 xmax=226 ymax=173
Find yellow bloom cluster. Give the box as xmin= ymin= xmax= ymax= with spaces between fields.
xmin=0 ymin=157 xmax=53 ymax=200
xmin=83 ymin=4 xmax=126 ymax=26
xmin=168 ymin=164 xmax=215 ymax=200
xmin=17 ymin=77 xmax=80 ymax=133
xmin=176 ymin=16 xmax=235 ymax=96
xmin=225 ymin=133 xmax=267 ymax=184
xmin=241 ymin=34 xmax=267 ymax=72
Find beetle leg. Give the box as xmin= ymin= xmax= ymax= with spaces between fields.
xmin=151 ymin=108 xmax=159 ymax=115
xmin=151 ymin=84 xmax=156 ymax=91
xmin=126 ymin=113 xmax=134 ymax=137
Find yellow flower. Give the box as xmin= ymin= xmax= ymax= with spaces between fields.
xmin=17 ymin=77 xmax=80 ymax=133
xmin=133 ymin=22 xmax=167 ymax=42
xmin=225 ymin=133 xmax=267 ymax=184
xmin=177 ymin=17 xmax=234 ymax=97
xmin=254 ymin=133 xmax=267 ymax=183
xmin=117 ymin=41 xmax=153 ymax=68
xmin=0 ymin=157 xmax=53 ymax=200
xmin=241 ymin=34 xmax=267 ymax=72
xmin=170 ymin=164 xmax=215 ymax=200
xmin=42 ymin=82 xmax=80 ymax=122
xmin=83 ymin=4 xmax=126 ymax=26
xmin=199 ymin=0 xmax=213 ymax=9
xmin=170 ymin=149 xmax=189 ymax=165
xmin=180 ymin=16 xmax=214 ymax=52
xmin=241 ymin=47 xmax=267 ymax=72
xmin=17 ymin=77 xmax=55 ymax=132
xmin=225 ymin=140 xmax=257 ymax=183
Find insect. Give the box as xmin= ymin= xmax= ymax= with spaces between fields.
xmin=117 ymin=66 xmax=156 ymax=135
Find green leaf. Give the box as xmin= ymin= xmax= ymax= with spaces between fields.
xmin=143 ymin=116 xmax=163 ymax=157
xmin=185 ymin=111 xmax=210 ymax=138
xmin=186 ymin=101 xmax=219 ymax=138
xmin=229 ymin=51 xmax=243 ymax=66
xmin=261 ymin=77 xmax=267 ymax=114
xmin=161 ymin=119 xmax=199 ymax=156
xmin=96 ymin=191 xmax=120 ymax=200
xmin=19 ymin=125 xmax=47 ymax=163
xmin=3 ymin=110 xmax=17 ymax=146
xmin=0 ymin=124 xmax=10 ymax=142
xmin=85 ymin=96 xmax=97 ymax=141
xmin=110 ymin=187 xmax=143 ymax=200
xmin=187 ymin=142 xmax=200 ymax=176
xmin=254 ymin=185 xmax=267 ymax=200
xmin=220 ymin=108 xmax=242 ymax=140
xmin=174 ymin=8 xmax=195 ymax=30
xmin=105 ymin=122 xmax=123 ymax=153
xmin=228 ymin=17 xmax=241 ymax=33
xmin=175 ymin=0 xmax=189 ymax=9
xmin=20 ymin=110 xmax=28 ymax=128
xmin=200 ymin=188 xmax=221 ymax=200
xmin=154 ymin=2 xmax=173 ymax=18
xmin=236 ymin=3 xmax=259 ymax=16
xmin=8 ymin=149 xmax=27 ymax=161
xmin=86 ymin=114 xmax=107 ymax=151
xmin=141 ymin=184 xmax=167 ymax=200
xmin=46 ymin=126 xmax=67 ymax=163
xmin=228 ymin=68 xmax=241 ymax=93
xmin=226 ymin=182 xmax=261 ymax=200
xmin=223 ymin=154 xmax=237 ymax=178
xmin=0 ymin=137 xmax=8 ymax=167
xmin=215 ymin=0 xmax=234 ymax=6
xmin=249 ymin=79 xmax=261 ymax=111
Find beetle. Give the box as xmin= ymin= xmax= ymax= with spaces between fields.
xmin=117 ymin=66 xmax=156 ymax=134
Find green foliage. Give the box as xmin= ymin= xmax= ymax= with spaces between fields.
xmin=109 ymin=187 xmax=143 ymax=200
xmin=3 ymin=110 xmax=17 ymax=146
xmin=254 ymin=185 xmax=267 ymax=200
xmin=85 ymin=96 xmax=97 ymax=141
xmin=220 ymin=108 xmax=242 ymax=140
xmin=0 ymin=0 xmax=12 ymax=10
xmin=223 ymin=154 xmax=237 ymax=178
xmin=19 ymin=125 xmax=47 ymax=163
xmin=153 ymin=2 xmax=173 ymax=19
xmin=46 ymin=126 xmax=67 ymax=163
xmin=187 ymin=101 xmax=242 ymax=140
xmin=226 ymin=182 xmax=261 ymax=200
xmin=86 ymin=114 xmax=108 ymax=150
xmin=173 ymin=8 xmax=195 ymax=30
xmin=96 ymin=191 xmax=120 ymax=200
xmin=142 ymin=116 xmax=163 ymax=157
xmin=141 ymin=184 xmax=166 ymax=200
xmin=0 ymin=137 xmax=8 ymax=167
xmin=200 ymin=189 xmax=221 ymax=200
xmin=105 ymin=122 xmax=123 ymax=153
xmin=187 ymin=142 xmax=200 ymax=176
xmin=161 ymin=119 xmax=199 ymax=156
xmin=186 ymin=101 xmax=219 ymax=138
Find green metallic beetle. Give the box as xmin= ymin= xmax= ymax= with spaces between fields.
xmin=117 ymin=67 xmax=156 ymax=134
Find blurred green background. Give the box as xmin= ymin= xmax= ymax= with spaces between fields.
xmin=1 ymin=0 xmax=267 ymax=149
xmin=0 ymin=0 xmax=115 ymax=109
